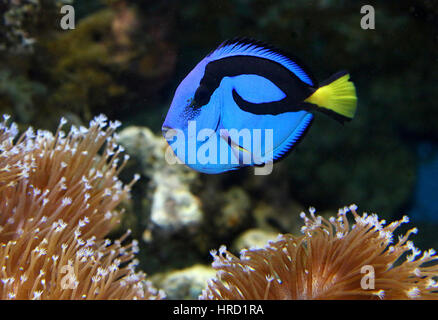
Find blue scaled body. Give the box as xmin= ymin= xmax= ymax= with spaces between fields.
xmin=162 ymin=39 xmax=357 ymax=174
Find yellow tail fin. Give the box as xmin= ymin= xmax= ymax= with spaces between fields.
xmin=304 ymin=72 xmax=357 ymax=121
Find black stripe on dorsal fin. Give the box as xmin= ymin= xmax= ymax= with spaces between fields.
xmin=208 ymin=37 xmax=318 ymax=87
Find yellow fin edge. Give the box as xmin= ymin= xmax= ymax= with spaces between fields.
xmin=304 ymin=73 xmax=357 ymax=119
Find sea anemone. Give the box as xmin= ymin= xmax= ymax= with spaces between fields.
xmin=0 ymin=114 xmax=163 ymax=299
xmin=201 ymin=205 xmax=438 ymax=300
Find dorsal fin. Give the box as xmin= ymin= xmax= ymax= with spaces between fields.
xmin=208 ymin=38 xmax=316 ymax=87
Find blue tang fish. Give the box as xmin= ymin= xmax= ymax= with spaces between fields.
xmin=162 ymin=38 xmax=357 ymax=174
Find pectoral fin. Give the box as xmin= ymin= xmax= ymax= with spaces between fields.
xmin=219 ymin=129 xmax=253 ymax=166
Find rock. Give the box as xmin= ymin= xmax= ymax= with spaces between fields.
xmin=213 ymin=187 xmax=252 ymax=237
xmin=151 ymin=264 xmax=216 ymax=300
xmin=232 ymin=228 xmax=280 ymax=253
xmin=150 ymin=177 xmax=202 ymax=232
xmin=118 ymin=126 xmax=202 ymax=235
xmin=253 ymin=201 xmax=305 ymax=235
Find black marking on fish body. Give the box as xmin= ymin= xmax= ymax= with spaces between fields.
xmin=193 ymin=55 xmax=315 ymax=115
xmin=232 ymin=89 xmax=307 ymax=115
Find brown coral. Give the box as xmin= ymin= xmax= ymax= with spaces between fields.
xmin=0 ymin=114 xmax=163 ymax=299
xmin=202 ymin=206 xmax=438 ymax=300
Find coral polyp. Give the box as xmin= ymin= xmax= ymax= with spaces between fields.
xmin=202 ymin=206 xmax=438 ymax=300
xmin=0 ymin=115 xmax=163 ymax=299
